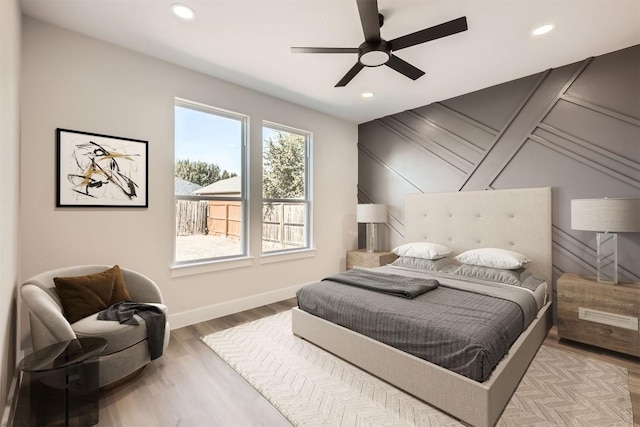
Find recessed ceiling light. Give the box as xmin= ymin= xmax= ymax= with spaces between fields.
xmin=361 ymin=92 xmax=375 ymax=99
xmin=171 ymin=3 xmax=195 ymax=20
xmin=532 ymin=24 xmax=554 ymax=36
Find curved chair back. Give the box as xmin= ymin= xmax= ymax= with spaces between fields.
xmin=21 ymin=265 xmax=165 ymax=351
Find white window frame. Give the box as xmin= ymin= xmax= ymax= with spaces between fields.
xmin=173 ymin=98 xmax=249 ymax=266
xmin=261 ymin=121 xmax=313 ymax=255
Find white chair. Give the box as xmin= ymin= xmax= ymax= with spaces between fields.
xmin=21 ymin=265 xmax=170 ymax=387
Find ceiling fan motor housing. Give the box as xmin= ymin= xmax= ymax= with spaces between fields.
xmin=359 ymin=40 xmax=391 ymax=67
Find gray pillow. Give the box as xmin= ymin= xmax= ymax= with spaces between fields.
xmin=521 ymin=275 xmax=546 ymax=291
xmin=391 ymin=256 xmax=458 ymax=272
xmin=451 ymin=264 xmax=532 ymax=286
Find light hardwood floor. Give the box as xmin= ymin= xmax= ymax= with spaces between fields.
xmin=13 ymin=298 xmax=640 ymax=426
xmin=96 ymin=299 xmax=298 ymax=427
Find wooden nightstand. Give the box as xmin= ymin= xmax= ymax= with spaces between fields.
xmin=557 ymin=273 xmax=640 ymax=357
xmin=346 ymin=249 xmax=397 ymax=270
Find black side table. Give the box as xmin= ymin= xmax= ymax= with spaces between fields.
xmin=19 ymin=337 xmax=107 ymax=427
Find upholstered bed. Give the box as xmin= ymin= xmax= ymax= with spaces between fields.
xmin=292 ymin=187 xmax=553 ymax=427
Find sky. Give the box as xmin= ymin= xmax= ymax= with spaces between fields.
xmin=175 ymin=105 xmax=299 ymax=176
xmin=175 ymin=106 xmax=242 ymax=174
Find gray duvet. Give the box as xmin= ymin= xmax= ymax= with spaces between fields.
xmin=296 ymin=266 xmax=540 ymax=382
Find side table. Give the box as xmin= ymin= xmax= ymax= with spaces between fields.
xmin=19 ymin=337 xmax=107 ymax=427
xmin=557 ymin=273 xmax=640 ymax=356
xmin=346 ymin=249 xmax=397 ymax=270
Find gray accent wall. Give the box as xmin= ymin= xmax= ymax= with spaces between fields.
xmin=358 ymin=45 xmax=640 ymax=301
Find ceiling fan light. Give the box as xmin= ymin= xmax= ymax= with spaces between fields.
xmin=171 ymin=3 xmax=195 ymax=20
xmin=359 ymin=50 xmax=390 ymax=67
xmin=361 ymin=92 xmax=375 ymax=98
xmin=532 ymin=24 xmax=554 ymax=36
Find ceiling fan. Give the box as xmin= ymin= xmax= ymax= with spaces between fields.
xmin=291 ymin=0 xmax=468 ymax=87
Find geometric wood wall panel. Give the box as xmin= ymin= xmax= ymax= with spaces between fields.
xmin=358 ymin=44 xmax=640 ymax=297
xmin=492 ymin=140 xmax=639 ymax=281
xmin=385 ymin=110 xmax=485 ymax=169
xmin=440 ymin=73 xmax=542 ymax=132
xmin=358 ymin=152 xmax=415 ymax=239
xmin=358 ymin=120 xmax=467 ymax=192
xmin=410 ymin=104 xmax=497 ymax=152
xmin=461 ymin=63 xmax=585 ymax=191
xmin=566 ymin=46 xmax=640 ymax=119
xmin=543 ymin=100 xmax=640 ymax=168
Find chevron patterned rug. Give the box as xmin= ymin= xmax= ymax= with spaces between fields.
xmin=201 ymin=311 xmax=632 ymax=426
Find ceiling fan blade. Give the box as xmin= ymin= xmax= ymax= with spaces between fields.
xmin=356 ymin=0 xmax=381 ymax=42
xmin=389 ymin=16 xmax=467 ymax=51
xmin=335 ymin=62 xmax=365 ymax=87
xmin=291 ymin=47 xmax=359 ymax=54
xmin=385 ymin=55 xmax=425 ymax=80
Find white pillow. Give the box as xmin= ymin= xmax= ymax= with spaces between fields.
xmin=455 ymin=248 xmax=529 ymax=270
xmin=392 ymin=242 xmax=452 ymax=260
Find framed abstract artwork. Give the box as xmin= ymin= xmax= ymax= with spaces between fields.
xmin=56 ymin=128 xmax=148 ymax=207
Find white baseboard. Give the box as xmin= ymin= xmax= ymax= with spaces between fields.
xmin=0 ymin=368 xmax=20 ymax=427
xmin=168 ymin=282 xmax=307 ymax=330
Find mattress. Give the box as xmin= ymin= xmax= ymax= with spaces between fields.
xmin=296 ymin=266 xmax=545 ymax=382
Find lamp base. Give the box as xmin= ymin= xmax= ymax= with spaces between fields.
xmin=365 ymin=223 xmax=378 ymax=253
xmin=596 ymin=232 xmax=618 ymax=284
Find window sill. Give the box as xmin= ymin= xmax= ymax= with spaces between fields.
xmin=260 ymin=248 xmax=316 ymax=264
xmin=169 ymin=249 xmax=316 ymax=277
xmin=170 ymin=256 xmax=254 ymax=278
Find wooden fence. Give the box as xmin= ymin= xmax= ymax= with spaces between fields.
xmin=176 ymin=198 xmax=305 ymax=248
xmin=208 ymin=201 xmax=242 ymax=239
xmin=262 ymin=202 xmax=305 ymax=248
xmin=176 ymin=199 xmax=208 ymax=236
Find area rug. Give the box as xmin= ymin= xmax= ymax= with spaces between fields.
xmin=201 ymin=311 xmax=632 ymax=426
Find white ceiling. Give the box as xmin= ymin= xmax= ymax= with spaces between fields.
xmin=19 ymin=0 xmax=640 ymax=124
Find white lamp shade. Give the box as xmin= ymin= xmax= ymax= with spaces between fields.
xmin=357 ymin=204 xmax=387 ymax=223
xmin=571 ymin=198 xmax=640 ymax=232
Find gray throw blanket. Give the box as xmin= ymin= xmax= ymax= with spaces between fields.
xmin=323 ymin=269 xmax=439 ymax=299
xmin=97 ymin=301 xmax=165 ymax=360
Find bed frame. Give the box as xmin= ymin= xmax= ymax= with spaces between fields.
xmin=292 ymin=187 xmax=553 ymax=427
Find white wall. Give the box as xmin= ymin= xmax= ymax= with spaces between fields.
xmin=0 ymin=0 xmax=21 ymax=420
xmin=20 ymin=18 xmax=358 ymax=332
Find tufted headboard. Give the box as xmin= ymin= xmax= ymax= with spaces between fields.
xmin=404 ymin=187 xmax=552 ymax=283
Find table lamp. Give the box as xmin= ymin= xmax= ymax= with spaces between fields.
xmin=357 ymin=204 xmax=387 ymax=253
xmin=571 ymin=198 xmax=640 ymax=284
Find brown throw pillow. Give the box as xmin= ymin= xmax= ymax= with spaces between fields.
xmin=54 ymin=265 xmax=131 ymax=324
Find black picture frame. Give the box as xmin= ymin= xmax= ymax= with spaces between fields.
xmin=56 ymin=128 xmax=148 ymax=208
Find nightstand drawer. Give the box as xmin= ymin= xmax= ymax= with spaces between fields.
xmin=557 ymin=312 xmax=640 ymax=356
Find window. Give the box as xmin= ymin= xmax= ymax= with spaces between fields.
xmin=262 ymin=123 xmax=311 ymax=253
xmin=174 ymin=99 xmax=247 ymax=264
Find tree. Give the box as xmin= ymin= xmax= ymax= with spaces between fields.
xmin=262 ymin=131 xmax=305 ymax=199
xmin=175 ymin=159 xmax=236 ymax=187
